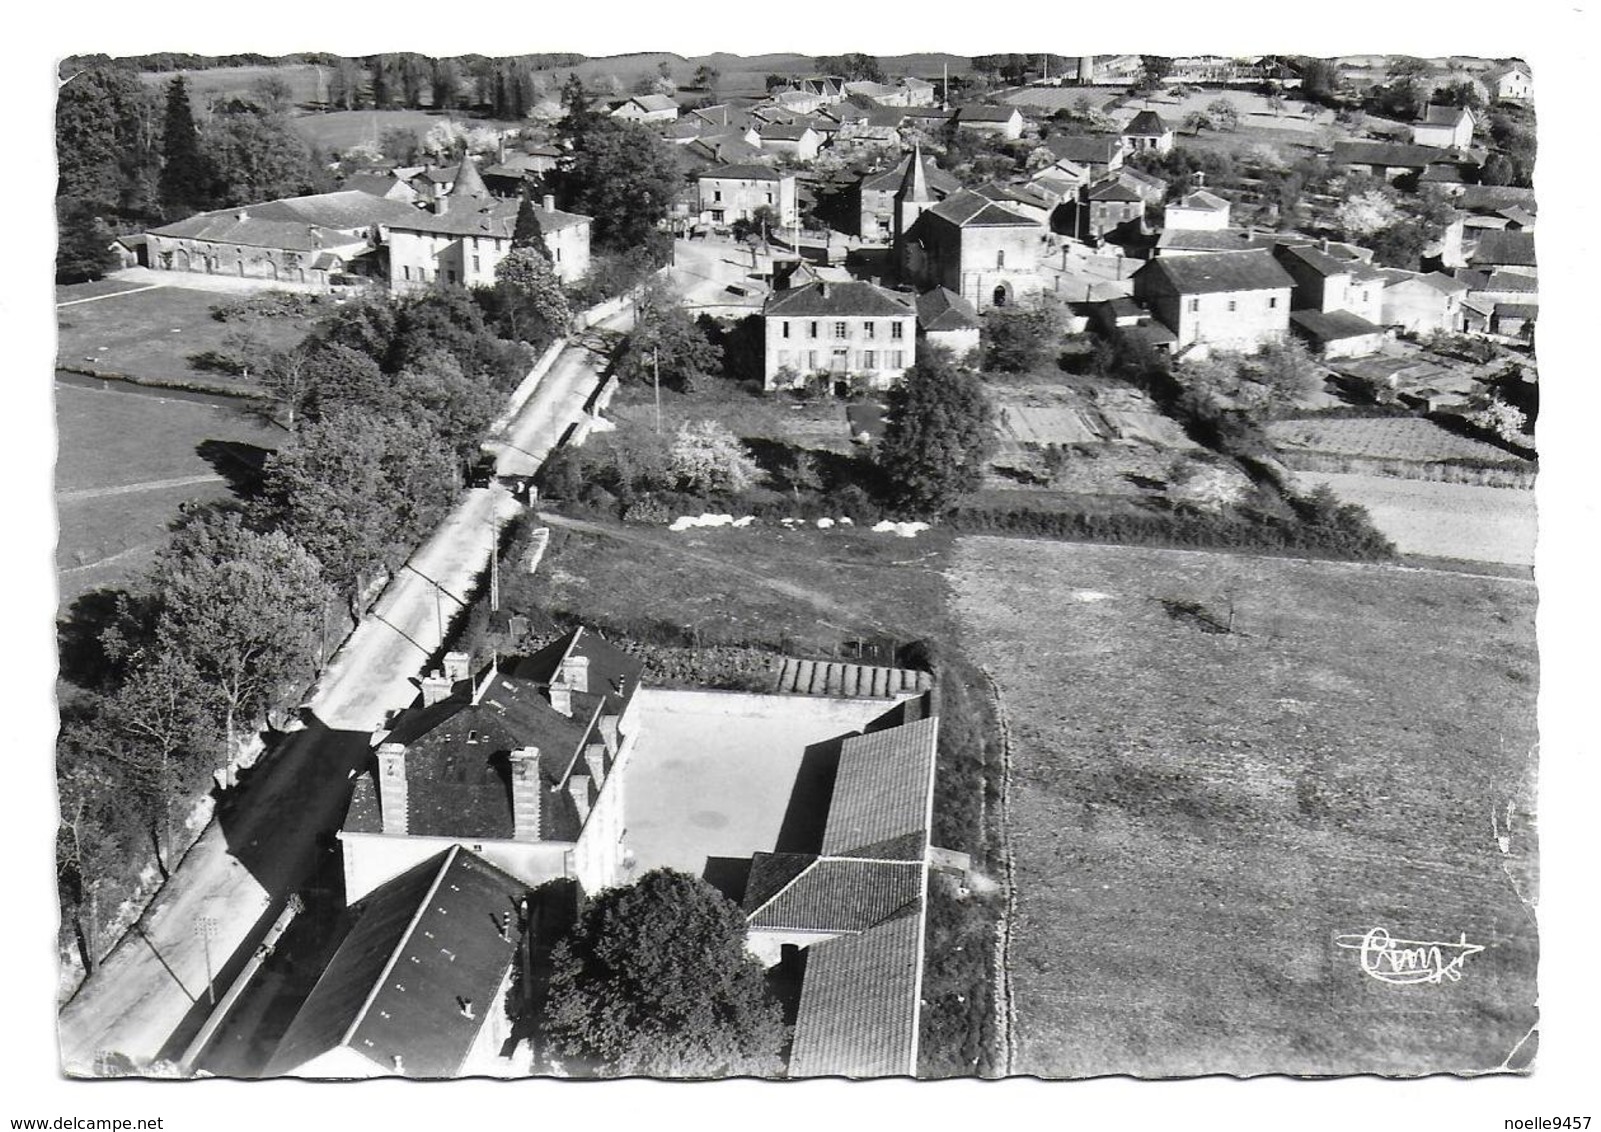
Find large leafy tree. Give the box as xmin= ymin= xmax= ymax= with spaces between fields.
xmin=158 ymin=75 xmax=211 ymax=216
xmin=877 ymin=346 xmax=997 ymax=512
xmin=485 ymin=246 xmax=571 ymax=348
xmin=203 ymin=109 xmax=317 ymax=206
xmin=395 ymin=352 xmax=504 ymax=461
xmin=541 ymin=869 xmax=787 ymax=1077
xmin=981 ymin=297 xmax=1065 ymax=374
xmin=559 ymin=116 xmax=682 ymax=251
xmin=56 ymin=66 xmax=155 ymax=211
xmin=148 ymin=505 xmax=331 ymax=765
xmin=617 ymin=284 xmax=721 ymax=392
xmin=512 ymin=194 xmax=551 ymax=258
xmin=56 ymin=199 xmax=119 ymax=283
xmin=257 ymin=409 xmax=457 ymax=612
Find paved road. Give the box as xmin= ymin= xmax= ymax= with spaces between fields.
xmin=56 ymin=319 xmax=622 ymax=1075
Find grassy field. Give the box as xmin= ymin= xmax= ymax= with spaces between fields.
xmin=282 ymin=109 xmax=533 ymax=153
xmin=606 ymin=378 xmax=858 ymax=455
xmin=56 ymin=284 xmax=319 ymax=385
xmin=55 ymin=382 xmax=286 ymax=605
xmin=55 ymin=279 xmax=152 ymax=304
xmin=136 ymin=64 xmax=328 ymax=107
xmin=949 ymin=536 xmax=1538 ymax=1077
xmin=1299 ymin=471 xmax=1537 ymax=567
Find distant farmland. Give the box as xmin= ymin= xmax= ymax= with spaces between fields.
xmin=950 ymin=536 xmax=1537 ymax=1077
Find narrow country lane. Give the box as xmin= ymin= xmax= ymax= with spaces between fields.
xmin=56 ymin=313 xmax=626 ymax=1075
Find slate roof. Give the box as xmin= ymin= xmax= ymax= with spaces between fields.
xmin=1376 ymin=268 xmax=1470 ymax=295
xmin=972 ymin=180 xmax=1052 ymax=211
xmin=915 ymin=286 xmax=981 ymax=333
xmin=149 ymin=191 xmax=422 ymax=247
xmin=925 ymin=188 xmax=1036 ymax=229
xmin=264 ymin=846 xmax=527 ymax=1077
xmin=764 ymin=280 xmax=915 ymax=318
xmin=1123 ymin=109 xmax=1171 ymax=136
xmin=343 ymin=175 xmax=412 ymax=200
xmin=625 ymin=94 xmax=679 ymax=113
xmin=1175 ymin=189 xmax=1230 ymax=212
xmin=1420 ymin=104 xmax=1473 ymax=127
xmin=861 ymin=153 xmax=960 ymax=196
xmin=1275 ymin=241 xmax=1356 ymax=278
xmin=787 ymin=910 xmax=923 ymax=1077
xmin=1137 ymin=249 xmax=1294 ymax=294
xmin=1459 ymin=186 xmax=1537 ymax=214
xmin=1470 ymin=230 xmax=1536 ymax=268
xmin=148 ymin=214 xmax=369 ymax=253
xmin=757 ymin=123 xmax=819 ymax=142
xmin=1290 ymin=308 xmax=1384 ymax=342
xmin=686 ymin=134 xmax=765 ymax=164
xmin=1154 ymin=228 xmax=1269 ymax=254
xmin=701 ymin=162 xmax=787 ymax=183
xmin=821 ymin=717 xmax=938 ymax=860
xmin=1045 ymin=134 xmax=1122 ymax=165
xmin=1494 ymin=302 xmax=1538 ymax=319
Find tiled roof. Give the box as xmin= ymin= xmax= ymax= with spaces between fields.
xmin=626 ymin=94 xmax=679 ymax=113
xmin=1086 ymin=176 xmax=1142 ymax=203
xmin=758 ymin=123 xmax=818 ymax=141
xmin=1275 ymin=241 xmax=1355 ymax=278
xmin=148 ymin=213 xmax=368 ymax=253
xmin=1136 ymin=249 xmax=1295 ymax=295
xmin=1154 ymin=228 xmax=1269 ymax=253
xmin=915 ymin=286 xmax=981 ymax=332
xmin=821 ymin=717 xmax=938 ymax=860
xmin=746 ymin=857 xmax=923 ymax=932
xmin=1289 ymin=308 xmax=1383 ymax=342
xmin=1470 ymin=230 xmax=1536 ymax=268
xmin=1420 ymin=104 xmax=1472 ymax=126
xmin=1331 ymin=140 xmax=1454 ymax=169
xmin=955 ymin=104 xmax=1019 ymax=124
xmin=390 ymin=198 xmax=587 ymax=239
xmin=1175 ymin=189 xmax=1229 ymax=212
xmin=764 ymin=280 xmax=915 ymax=318
xmin=1481 ymin=270 xmax=1539 ymax=293
xmin=973 ymin=180 xmax=1052 ymax=211
xmin=686 ymin=135 xmax=765 ymax=164
xmin=860 ymin=153 xmax=960 ymax=196
xmin=1494 ymin=302 xmax=1538 ymax=319
xmin=1123 ymin=109 xmax=1171 ymax=136
xmin=1044 ymin=134 xmax=1122 ymax=165
xmin=925 ymin=188 xmax=1036 ymax=229
xmin=787 ymin=909 xmax=923 ymax=1077
xmin=265 ymin=846 xmax=527 ymax=1077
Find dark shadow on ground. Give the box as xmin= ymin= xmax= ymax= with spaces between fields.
xmin=197 ymin=438 xmax=275 ymax=500
xmin=773 ymin=735 xmax=846 ymax=855
xmin=56 ymin=586 xmax=154 ymax=690
xmin=154 ymin=711 xmax=375 ymax=1065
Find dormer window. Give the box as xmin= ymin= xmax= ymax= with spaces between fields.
xmin=466 ymin=730 xmax=479 ymax=744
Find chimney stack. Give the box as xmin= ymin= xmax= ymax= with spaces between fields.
xmin=561 ymin=653 xmax=590 ymax=694
xmin=420 ymin=669 xmax=453 ymax=706
xmin=376 ymin=743 xmax=409 ymax=835
xmin=443 ymin=651 xmax=472 ymax=684
xmin=543 ymin=193 xmax=556 ymax=213
xmin=567 ymin=774 xmax=593 ymax=823
xmin=508 ymin=747 xmax=542 ymax=842
xmin=583 ymin=741 xmax=607 ymax=784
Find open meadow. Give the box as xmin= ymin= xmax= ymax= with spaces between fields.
xmin=1297 ymin=471 xmax=1536 ymax=568
xmin=949 ymin=536 xmax=1538 ymax=1077
xmin=56 ymin=283 xmax=319 ymax=386
xmin=55 ymin=381 xmax=285 ymax=606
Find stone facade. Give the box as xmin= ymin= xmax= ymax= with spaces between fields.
xmin=763 ymin=281 xmax=917 ymax=390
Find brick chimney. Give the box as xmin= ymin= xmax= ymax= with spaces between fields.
xmin=548 ymin=680 xmax=572 ymax=717
xmin=583 ymin=741 xmax=607 ymax=784
xmin=420 ymin=669 xmax=453 ymax=706
xmin=567 ymin=774 xmax=592 ymax=823
xmin=598 ymin=713 xmax=620 ymax=756
xmin=508 ymin=747 xmax=542 ymax=842
xmin=376 ymin=743 xmax=410 ymax=835
xmin=442 ymin=651 xmax=472 ymax=684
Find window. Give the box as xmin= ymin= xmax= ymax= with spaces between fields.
xmin=403 ymin=265 xmax=411 ymax=281
xmin=711 ymin=209 xmax=725 ymax=222
xmin=834 ymin=321 xmax=848 ymax=339
xmin=555 ymin=248 xmax=562 ymax=262
xmin=809 ymin=321 xmax=819 ymax=338
xmin=807 ymin=351 xmax=818 ymax=370
xmin=765 ymin=193 xmax=773 ymax=203
xmin=714 ymin=190 xmax=723 ymax=202
xmin=1187 ymin=298 xmax=1199 ymax=313
xmin=890 ymin=350 xmax=905 ymax=369
xmin=1227 ymin=299 xmax=1237 ymax=312
xmin=862 ymin=350 xmax=876 ymax=369
xmin=1269 ymin=296 xmax=1278 ymax=308
xmin=472 ymin=256 xmax=481 ymax=272
xmin=891 ymin=322 xmax=904 ymax=340
xmin=782 ymin=321 xmax=791 ymax=339
xmin=864 ymin=321 xmax=876 ymax=339
xmin=997 ymin=250 xmax=1006 ymax=269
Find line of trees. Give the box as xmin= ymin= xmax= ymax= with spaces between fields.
xmin=57 ymin=285 xmax=538 ymax=976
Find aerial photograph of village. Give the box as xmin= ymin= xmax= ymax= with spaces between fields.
xmin=38 ymin=33 xmax=1570 ymax=1119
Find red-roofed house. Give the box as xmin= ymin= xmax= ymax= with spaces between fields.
xmin=763 ymin=280 xmax=917 ymax=390
xmin=1132 ymin=249 xmax=1294 ymax=351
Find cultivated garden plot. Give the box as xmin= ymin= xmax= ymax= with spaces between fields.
xmin=949 ymin=536 xmax=1537 ymax=1078
xmin=1268 ymin=416 xmax=1531 ymax=467
xmin=1298 ymin=472 xmax=1537 ymax=568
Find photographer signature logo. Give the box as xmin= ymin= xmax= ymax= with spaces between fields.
xmin=1335 ymin=927 xmax=1485 ymax=986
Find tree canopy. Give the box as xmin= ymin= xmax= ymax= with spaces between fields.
xmin=158 ymin=76 xmax=211 ymax=216
xmin=557 ymin=116 xmax=682 ymax=252
xmin=877 ymin=347 xmax=997 ymax=512
xmin=540 ymin=869 xmax=787 ymax=1077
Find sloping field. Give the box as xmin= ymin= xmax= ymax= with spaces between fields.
xmin=1269 ymin=417 xmax=1531 ymax=465
xmin=1303 ymin=472 xmax=1536 ymax=567
xmin=950 ymin=536 xmax=1537 ymax=1077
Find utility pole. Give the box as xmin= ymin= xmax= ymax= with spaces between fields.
xmin=653 ymin=347 xmax=663 ymax=435
xmin=433 ymin=582 xmax=444 ymax=647
xmin=489 ymin=521 xmax=501 ymax=613
xmin=193 ymin=916 xmax=218 ymax=1006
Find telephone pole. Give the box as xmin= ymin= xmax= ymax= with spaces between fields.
xmin=489 ymin=521 xmax=501 ymax=613
xmin=653 ymin=346 xmax=662 ymax=435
